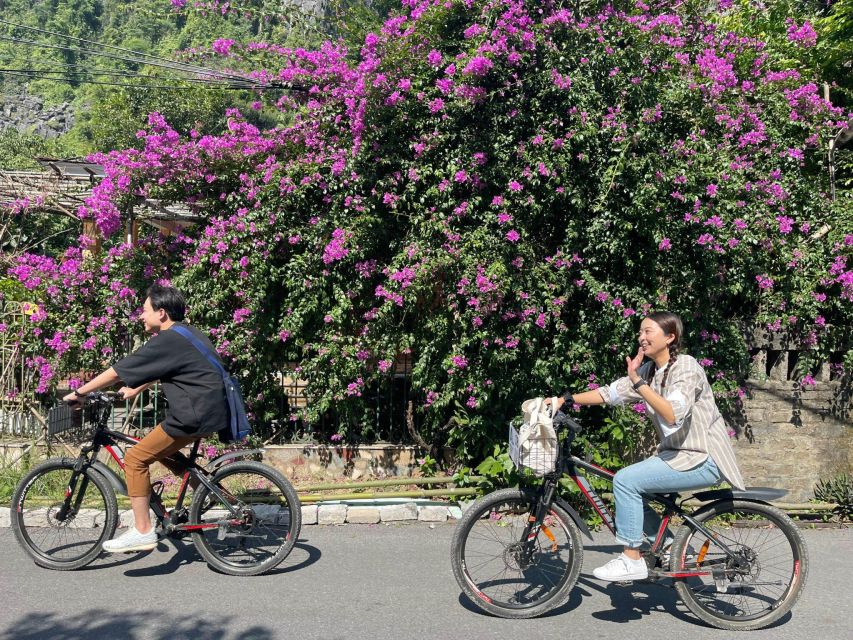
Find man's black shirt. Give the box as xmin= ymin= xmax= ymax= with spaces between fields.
xmin=113 ymin=323 xmax=228 ymax=437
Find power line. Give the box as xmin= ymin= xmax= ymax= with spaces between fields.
xmin=0 ymin=67 xmax=257 ymax=87
xmin=0 ymin=70 xmax=272 ymax=91
xmin=0 ymin=33 xmax=252 ymax=86
xmin=0 ymin=18 xmax=255 ymax=85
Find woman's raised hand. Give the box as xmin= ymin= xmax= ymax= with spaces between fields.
xmin=626 ymin=347 xmax=644 ymax=382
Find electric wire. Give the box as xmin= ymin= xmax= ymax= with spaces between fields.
xmin=0 ymin=18 xmax=254 ymax=85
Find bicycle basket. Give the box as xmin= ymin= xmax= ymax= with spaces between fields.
xmin=46 ymin=403 xmax=97 ymax=440
xmin=508 ymin=421 xmax=557 ymax=477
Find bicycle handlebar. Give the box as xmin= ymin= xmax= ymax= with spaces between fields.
xmin=552 ymin=410 xmax=583 ymax=434
xmin=68 ymin=390 xmax=125 ymax=406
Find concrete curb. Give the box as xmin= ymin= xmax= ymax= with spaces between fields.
xmin=0 ymin=503 xmax=461 ymax=527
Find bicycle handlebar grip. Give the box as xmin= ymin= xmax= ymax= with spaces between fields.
xmin=552 ymin=411 xmax=583 ymax=434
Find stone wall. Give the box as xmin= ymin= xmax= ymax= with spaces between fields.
xmin=731 ymin=333 xmax=851 ymax=502
xmin=1 ymin=93 xmax=75 ymax=139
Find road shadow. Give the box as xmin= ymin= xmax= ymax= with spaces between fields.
xmin=0 ymin=609 xmax=273 ymax=640
xmin=581 ymin=574 xmax=795 ymax=629
xmin=456 ymin=581 xmax=592 ymax=618
xmin=579 ymin=574 xmax=689 ymax=624
xmin=121 ymin=538 xmax=321 ymax=577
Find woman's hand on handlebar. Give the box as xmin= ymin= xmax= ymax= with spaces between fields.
xmin=544 ymin=396 xmax=566 ymax=412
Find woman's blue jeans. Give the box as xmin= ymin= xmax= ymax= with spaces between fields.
xmin=613 ymin=455 xmax=720 ymax=548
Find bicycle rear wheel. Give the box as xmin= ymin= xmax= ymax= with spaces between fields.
xmin=451 ymin=488 xmax=583 ymax=618
xmin=189 ymin=461 xmax=301 ymax=576
xmin=10 ymin=458 xmax=118 ymax=570
xmin=671 ymin=500 xmax=808 ymax=630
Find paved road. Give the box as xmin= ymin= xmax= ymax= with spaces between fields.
xmin=0 ymin=524 xmax=849 ymax=640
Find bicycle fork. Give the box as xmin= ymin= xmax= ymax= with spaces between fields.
xmin=519 ymin=479 xmax=560 ymax=563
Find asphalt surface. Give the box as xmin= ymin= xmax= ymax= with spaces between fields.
xmin=0 ymin=524 xmax=849 ymax=640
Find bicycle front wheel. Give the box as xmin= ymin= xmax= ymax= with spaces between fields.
xmin=671 ymin=500 xmax=808 ymax=631
xmin=10 ymin=458 xmax=118 ymax=570
xmin=189 ymin=461 xmax=302 ymax=576
xmin=451 ymin=488 xmax=583 ymax=618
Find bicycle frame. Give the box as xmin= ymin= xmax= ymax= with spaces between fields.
xmin=525 ymin=426 xmax=743 ymax=579
xmin=64 ymin=401 xmax=249 ymax=536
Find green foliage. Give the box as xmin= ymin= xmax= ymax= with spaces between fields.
xmin=417 ymin=453 xmax=439 ymax=476
xmin=0 ymin=0 xmax=387 ymax=155
xmin=813 ymin=472 xmax=852 ymax=521
xmin=0 ymin=130 xmax=78 ymax=170
xmin=6 ymin=0 xmax=852 ymax=480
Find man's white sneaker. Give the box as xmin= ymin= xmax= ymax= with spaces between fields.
xmin=102 ymin=526 xmax=157 ymax=553
xmin=593 ymin=553 xmax=649 ymax=582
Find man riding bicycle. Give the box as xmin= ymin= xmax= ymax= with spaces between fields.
xmin=63 ymin=284 xmax=228 ymax=553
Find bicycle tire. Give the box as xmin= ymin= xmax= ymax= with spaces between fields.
xmin=451 ymin=488 xmax=583 ymax=618
xmin=10 ymin=458 xmax=118 ymax=570
xmin=189 ymin=460 xmax=302 ymax=576
xmin=670 ymin=499 xmax=808 ymax=631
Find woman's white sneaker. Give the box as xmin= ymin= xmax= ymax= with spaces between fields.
xmin=593 ymin=553 xmax=649 ymax=582
xmin=102 ymin=526 xmax=157 ymax=553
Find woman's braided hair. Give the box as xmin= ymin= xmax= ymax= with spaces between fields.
xmin=646 ymin=311 xmax=683 ymax=390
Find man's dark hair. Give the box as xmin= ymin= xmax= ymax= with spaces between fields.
xmin=146 ymin=284 xmax=186 ymax=322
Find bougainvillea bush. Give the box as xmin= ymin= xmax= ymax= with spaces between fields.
xmin=6 ymin=0 xmax=852 ymax=460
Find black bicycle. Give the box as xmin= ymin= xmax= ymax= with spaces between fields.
xmin=11 ymin=391 xmax=302 ymax=575
xmin=450 ymin=414 xmax=808 ymax=630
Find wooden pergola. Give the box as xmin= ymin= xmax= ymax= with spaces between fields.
xmin=0 ymin=158 xmax=204 ymax=249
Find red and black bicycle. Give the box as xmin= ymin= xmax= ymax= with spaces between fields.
xmin=450 ymin=414 xmax=808 ymax=630
xmin=10 ymin=391 xmax=301 ymax=575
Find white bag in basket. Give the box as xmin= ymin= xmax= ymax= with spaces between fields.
xmin=517 ymin=397 xmax=559 ymax=475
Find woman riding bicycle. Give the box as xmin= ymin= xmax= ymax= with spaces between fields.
xmin=551 ymin=311 xmax=745 ymax=582
xmin=62 ymin=284 xmax=228 ymax=554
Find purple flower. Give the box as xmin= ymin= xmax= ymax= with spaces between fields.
xmin=787 ymin=20 xmax=817 ymax=48
xmin=776 ymin=215 xmax=794 ymax=234
xmin=756 ymin=275 xmax=774 ymax=290
xmin=508 ymin=180 xmax=523 ymax=192
xmin=506 ymin=229 xmax=520 ymax=242
xmin=323 ymin=228 xmax=349 ymax=264
xmin=211 ymin=39 xmax=236 ymax=56
xmin=427 ymin=49 xmax=442 ymax=66
xmin=463 ymin=24 xmax=484 ymax=39
xmin=428 ymin=97 xmax=445 ymax=113
xmin=800 ymin=375 xmax=817 ymax=388
xmin=346 ymin=378 xmax=365 ymax=397
xmin=463 ymin=56 xmax=493 ymax=76
xmin=706 ymin=184 xmax=718 ymax=197
xmin=658 ymin=238 xmax=671 ymax=252
xmin=451 ymin=355 xmax=468 ymax=369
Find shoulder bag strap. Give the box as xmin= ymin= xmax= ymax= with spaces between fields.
xmin=171 ymin=326 xmax=227 ymax=376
